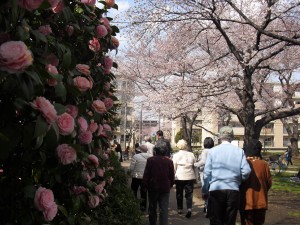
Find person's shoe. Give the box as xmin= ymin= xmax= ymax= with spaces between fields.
xmin=185 ymin=211 xmax=192 ymax=218
xmin=177 ymin=209 xmax=183 ymax=214
xmin=203 ymin=206 xmax=207 ymax=213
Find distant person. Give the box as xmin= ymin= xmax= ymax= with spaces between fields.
xmin=194 ymin=136 xmax=214 ymax=215
xmin=155 ymin=130 xmax=172 ymax=157
xmin=240 ymin=140 xmax=272 ymax=225
xmin=128 ymin=145 xmax=151 ymax=211
xmin=202 ymin=126 xmax=251 ymax=225
xmin=124 ymin=146 xmax=130 ymax=160
xmin=134 ymin=143 xmax=140 ymax=155
xmin=115 ymin=141 xmax=123 ymax=162
xmin=172 ymin=139 xmax=197 ymax=218
xmin=144 ymin=135 xmax=155 ymax=156
xmin=143 ymin=141 xmax=175 ymax=225
xmin=285 ymin=145 xmax=293 ymax=166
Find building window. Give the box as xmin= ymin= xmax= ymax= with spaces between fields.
xmin=263 ymin=137 xmax=274 ymax=147
xmin=283 ymin=137 xmax=289 ymax=147
xmin=261 ymin=123 xmax=274 ymax=135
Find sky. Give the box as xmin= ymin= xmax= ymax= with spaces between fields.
xmin=96 ymin=0 xmax=134 ymax=49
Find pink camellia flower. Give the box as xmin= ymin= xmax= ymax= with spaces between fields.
xmin=19 ymin=0 xmax=44 ymax=10
xmin=103 ymin=56 xmax=113 ymax=74
xmin=73 ymin=186 xmax=87 ymax=195
xmin=65 ymin=25 xmax=74 ymax=37
xmin=34 ymin=187 xmax=55 ymax=211
xmin=38 ymin=25 xmax=52 ymax=36
xmin=107 ymin=176 xmax=114 ymax=184
xmin=30 ymin=96 xmax=57 ymax=124
xmin=45 ymin=64 xmax=58 ymax=75
xmin=88 ymin=195 xmax=100 ymax=208
xmin=95 ymin=182 xmax=105 ymax=195
xmin=100 ymin=17 xmax=110 ymax=28
xmin=47 ymin=78 xmax=57 ymax=87
xmin=103 ymin=152 xmax=109 ymax=160
xmin=76 ymin=64 xmax=90 ymax=76
xmin=73 ymin=76 xmax=93 ymax=92
xmin=88 ymin=154 xmax=99 ymax=167
xmin=103 ymin=124 xmax=112 ymax=132
xmin=77 ymin=117 xmax=88 ymax=132
xmin=56 ymin=112 xmax=75 ymax=135
xmin=48 ymin=0 xmax=64 ymax=13
xmin=0 ymin=41 xmax=33 ymax=74
xmin=81 ymin=0 xmax=96 ymax=5
xmin=103 ymin=98 xmax=114 ymax=110
xmin=82 ymin=171 xmax=92 ymax=181
xmin=97 ymin=168 xmax=105 ymax=177
xmin=56 ymin=144 xmax=77 ymax=165
xmin=91 ymin=100 xmax=106 ymax=114
xmin=95 ymin=25 xmax=108 ymax=38
xmin=66 ymin=105 xmax=78 ymax=118
xmin=88 ymin=120 xmax=98 ymax=133
xmin=105 ymin=0 xmax=115 ymax=8
xmin=89 ymin=37 xmax=101 ymax=52
xmin=79 ymin=130 xmax=93 ymax=144
xmin=43 ymin=202 xmax=58 ymax=222
xmin=104 ymin=82 xmax=110 ymax=91
xmin=45 ymin=53 xmax=59 ymax=67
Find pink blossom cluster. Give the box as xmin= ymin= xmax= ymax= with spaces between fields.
xmin=73 ymin=76 xmax=93 ymax=92
xmin=0 ymin=41 xmax=33 ymax=74
xmin=34 ymin=187 xmax=58 ymax=221
xmin=56 ymin=144 xmax=77 ymax=165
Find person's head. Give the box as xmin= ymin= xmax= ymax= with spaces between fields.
xmin=144 ymin=135 xmax=152 ymax=143
xmin=248 ymin=140 xmax=262 ymax=158
xmin=218 ymin=126 xmax=234 ymax=142
xmin=177 ymin=139 xmax=187 ymax=150
xmin=203 ymin=137 xmax=214 ymax=149
xmin=156 ymin=130 xmax=164 ymax=138
xmin=139 ymin=145 xmax=148 ymax=153
xmin=135 ymin=143 xmax=140 ymax=148
xmin=154 ymin=141 xmax=168 ymax=156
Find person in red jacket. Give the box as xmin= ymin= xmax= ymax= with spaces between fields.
xmin=240 ymin=140 xmax=272 ymax=225
xmin=142 ymin=141 xmax=175 ymax=225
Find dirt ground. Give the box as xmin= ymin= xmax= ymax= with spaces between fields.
xmin=194 ymin=189 xmax=300 ymax=225
xmin=264 ymin=190 xmax=300 ymax=225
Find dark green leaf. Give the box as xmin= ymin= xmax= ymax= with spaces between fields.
xmin=33 ymin=115 xmax=48 ymax=138
xmin=55 ymin=82 xmax=67 ymax=101
xmin=30 ymin=30 xmax=48 ymax=43
xmin=62 ymin=47 xmax=72 ymax=69
xmin=24 ymin=185 xmax=36 ymax=199
xmin=54 ymin=103 xmax=67 ymax=115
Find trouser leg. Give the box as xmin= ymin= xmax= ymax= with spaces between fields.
xmin=184 ymin=180 xmax=194 ymax=210
xmin=131 ymin=178 xmax=139 ymax=198
xmin=224 ymin=190 xmax=239 ymax=225
xmin=140 ymin=181 xmax=147 ymax=210
xmin=175 ymin=180 xmax=184 ymax=210
xmin=158 ymin=192 xmax=170 ymax=225
xmin=148 ymin=191 xmax=158 ymax=225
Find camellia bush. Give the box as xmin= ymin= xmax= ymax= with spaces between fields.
xmin=0 ymin=0 xmax=143 ymax=224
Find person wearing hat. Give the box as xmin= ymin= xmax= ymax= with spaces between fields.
xmin=128 ymin=144 xmax=151 ymax=211
xmin=202 ymin=126 xmax=251 ymax=225
xmin=239 ymin=140 xmax=272 ymax=225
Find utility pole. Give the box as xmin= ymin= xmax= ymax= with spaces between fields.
xmin=124 ymin=102 xmax=127 ymax=149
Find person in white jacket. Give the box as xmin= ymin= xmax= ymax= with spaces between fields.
xmin=172 ymin=139 xmax=196 ymax=218
xmin=128 ymin=144 xmax=151 ymax=211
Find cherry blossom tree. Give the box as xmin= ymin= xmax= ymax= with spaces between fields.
xmin=119 ymin=0 xmax=300 ymax=154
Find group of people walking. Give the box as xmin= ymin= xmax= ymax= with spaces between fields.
xmin=127 ymin=127 xmax=273 ymax=225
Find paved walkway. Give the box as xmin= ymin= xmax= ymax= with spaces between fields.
xmin=121 ymin=160 xmax=210 ymax=225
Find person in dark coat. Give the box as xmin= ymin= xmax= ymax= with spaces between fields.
xmin=143 ymin=141 xmax=175 ymax=225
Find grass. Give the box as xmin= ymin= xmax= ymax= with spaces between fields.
xmin=271 ymin=175 xmax=300 ymax=194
